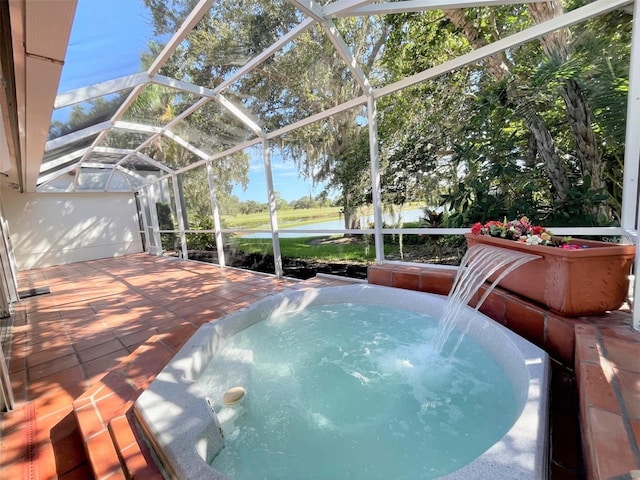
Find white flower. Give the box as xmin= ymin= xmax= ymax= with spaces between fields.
xmin=525 ymin=235 xmax=543 ymax=245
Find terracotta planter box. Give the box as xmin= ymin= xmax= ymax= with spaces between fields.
xmin=465 ymin=233 xmax=636 ymax=316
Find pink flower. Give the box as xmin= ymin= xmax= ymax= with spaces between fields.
xmin=559 ymin=244 xmax=582 ymax=250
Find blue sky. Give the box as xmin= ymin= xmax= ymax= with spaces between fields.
xmin=60 ymin=0 xmax=154 ymax=92
xmin=235 ymin=153 xmax=329 ymax=203
xmin=59 ymin=0 xmax=320 ymax=202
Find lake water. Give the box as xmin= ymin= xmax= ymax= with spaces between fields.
xmin=242 ymin=208 xmax=425 ymax=238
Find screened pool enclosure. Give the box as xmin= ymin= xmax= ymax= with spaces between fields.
xmin=2 ymin=0 xmax=640 ymax=332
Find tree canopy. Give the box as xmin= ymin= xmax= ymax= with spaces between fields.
xmin=380 ymin=2 xmax=632 ymax=226
xmin=141 ymin=0 xmax=632 ymax=229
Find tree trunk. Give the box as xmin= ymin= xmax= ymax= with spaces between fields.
xmin=520 ymin=102 xmax=573 ymax=197
xmin=342 ymin=192 xmax=360 ymax=232
xmin=561 ymin=77 xmax=602 ymax=185
xmin=528 ymin=1 xmax=604 ymax=192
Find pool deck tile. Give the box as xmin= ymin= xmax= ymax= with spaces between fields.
xmin=583 ymin=407 xmax=638 ymax=480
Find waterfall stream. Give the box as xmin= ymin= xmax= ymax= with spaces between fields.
xmin=434 ymin=244 xmax=540 ymax=356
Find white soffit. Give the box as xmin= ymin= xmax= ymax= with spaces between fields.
xmin=21 ymin=0 xmax=77 ymax=192
xmin=8 ymin=0 xmax=26 ymax=192
xmin=25 ymin=1 xmax=76 ymax=60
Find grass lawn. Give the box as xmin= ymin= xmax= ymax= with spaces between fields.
xmin=222 ymin=207 xmax=343 ymax=229
xmin=231 ymin=236 xmax=381 ymax=262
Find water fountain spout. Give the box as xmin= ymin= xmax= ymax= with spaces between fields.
xmin=434 ymin=244 xmax=540 ymax=356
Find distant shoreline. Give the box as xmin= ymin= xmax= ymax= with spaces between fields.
xmin=224 ymin=203 xmax=426 ymax=236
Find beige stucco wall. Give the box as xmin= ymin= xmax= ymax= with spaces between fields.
xmin=3 ymin=190 xmax=144 ymax=270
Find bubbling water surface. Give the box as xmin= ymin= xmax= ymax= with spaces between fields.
xmin=199 ymin=303 xmax=518 ymax=480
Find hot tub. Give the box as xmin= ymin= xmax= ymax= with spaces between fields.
xmin=134 ymin=284 xmax=549 ymax=479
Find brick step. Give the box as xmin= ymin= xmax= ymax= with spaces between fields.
xmin=0 ymin=400 xmax=97 ymax=480
xmin=72 ymin=333 xmax=180 ymax=480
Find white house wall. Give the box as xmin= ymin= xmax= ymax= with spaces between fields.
xmin=3 ymin=191 xmax=143 ymax=270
